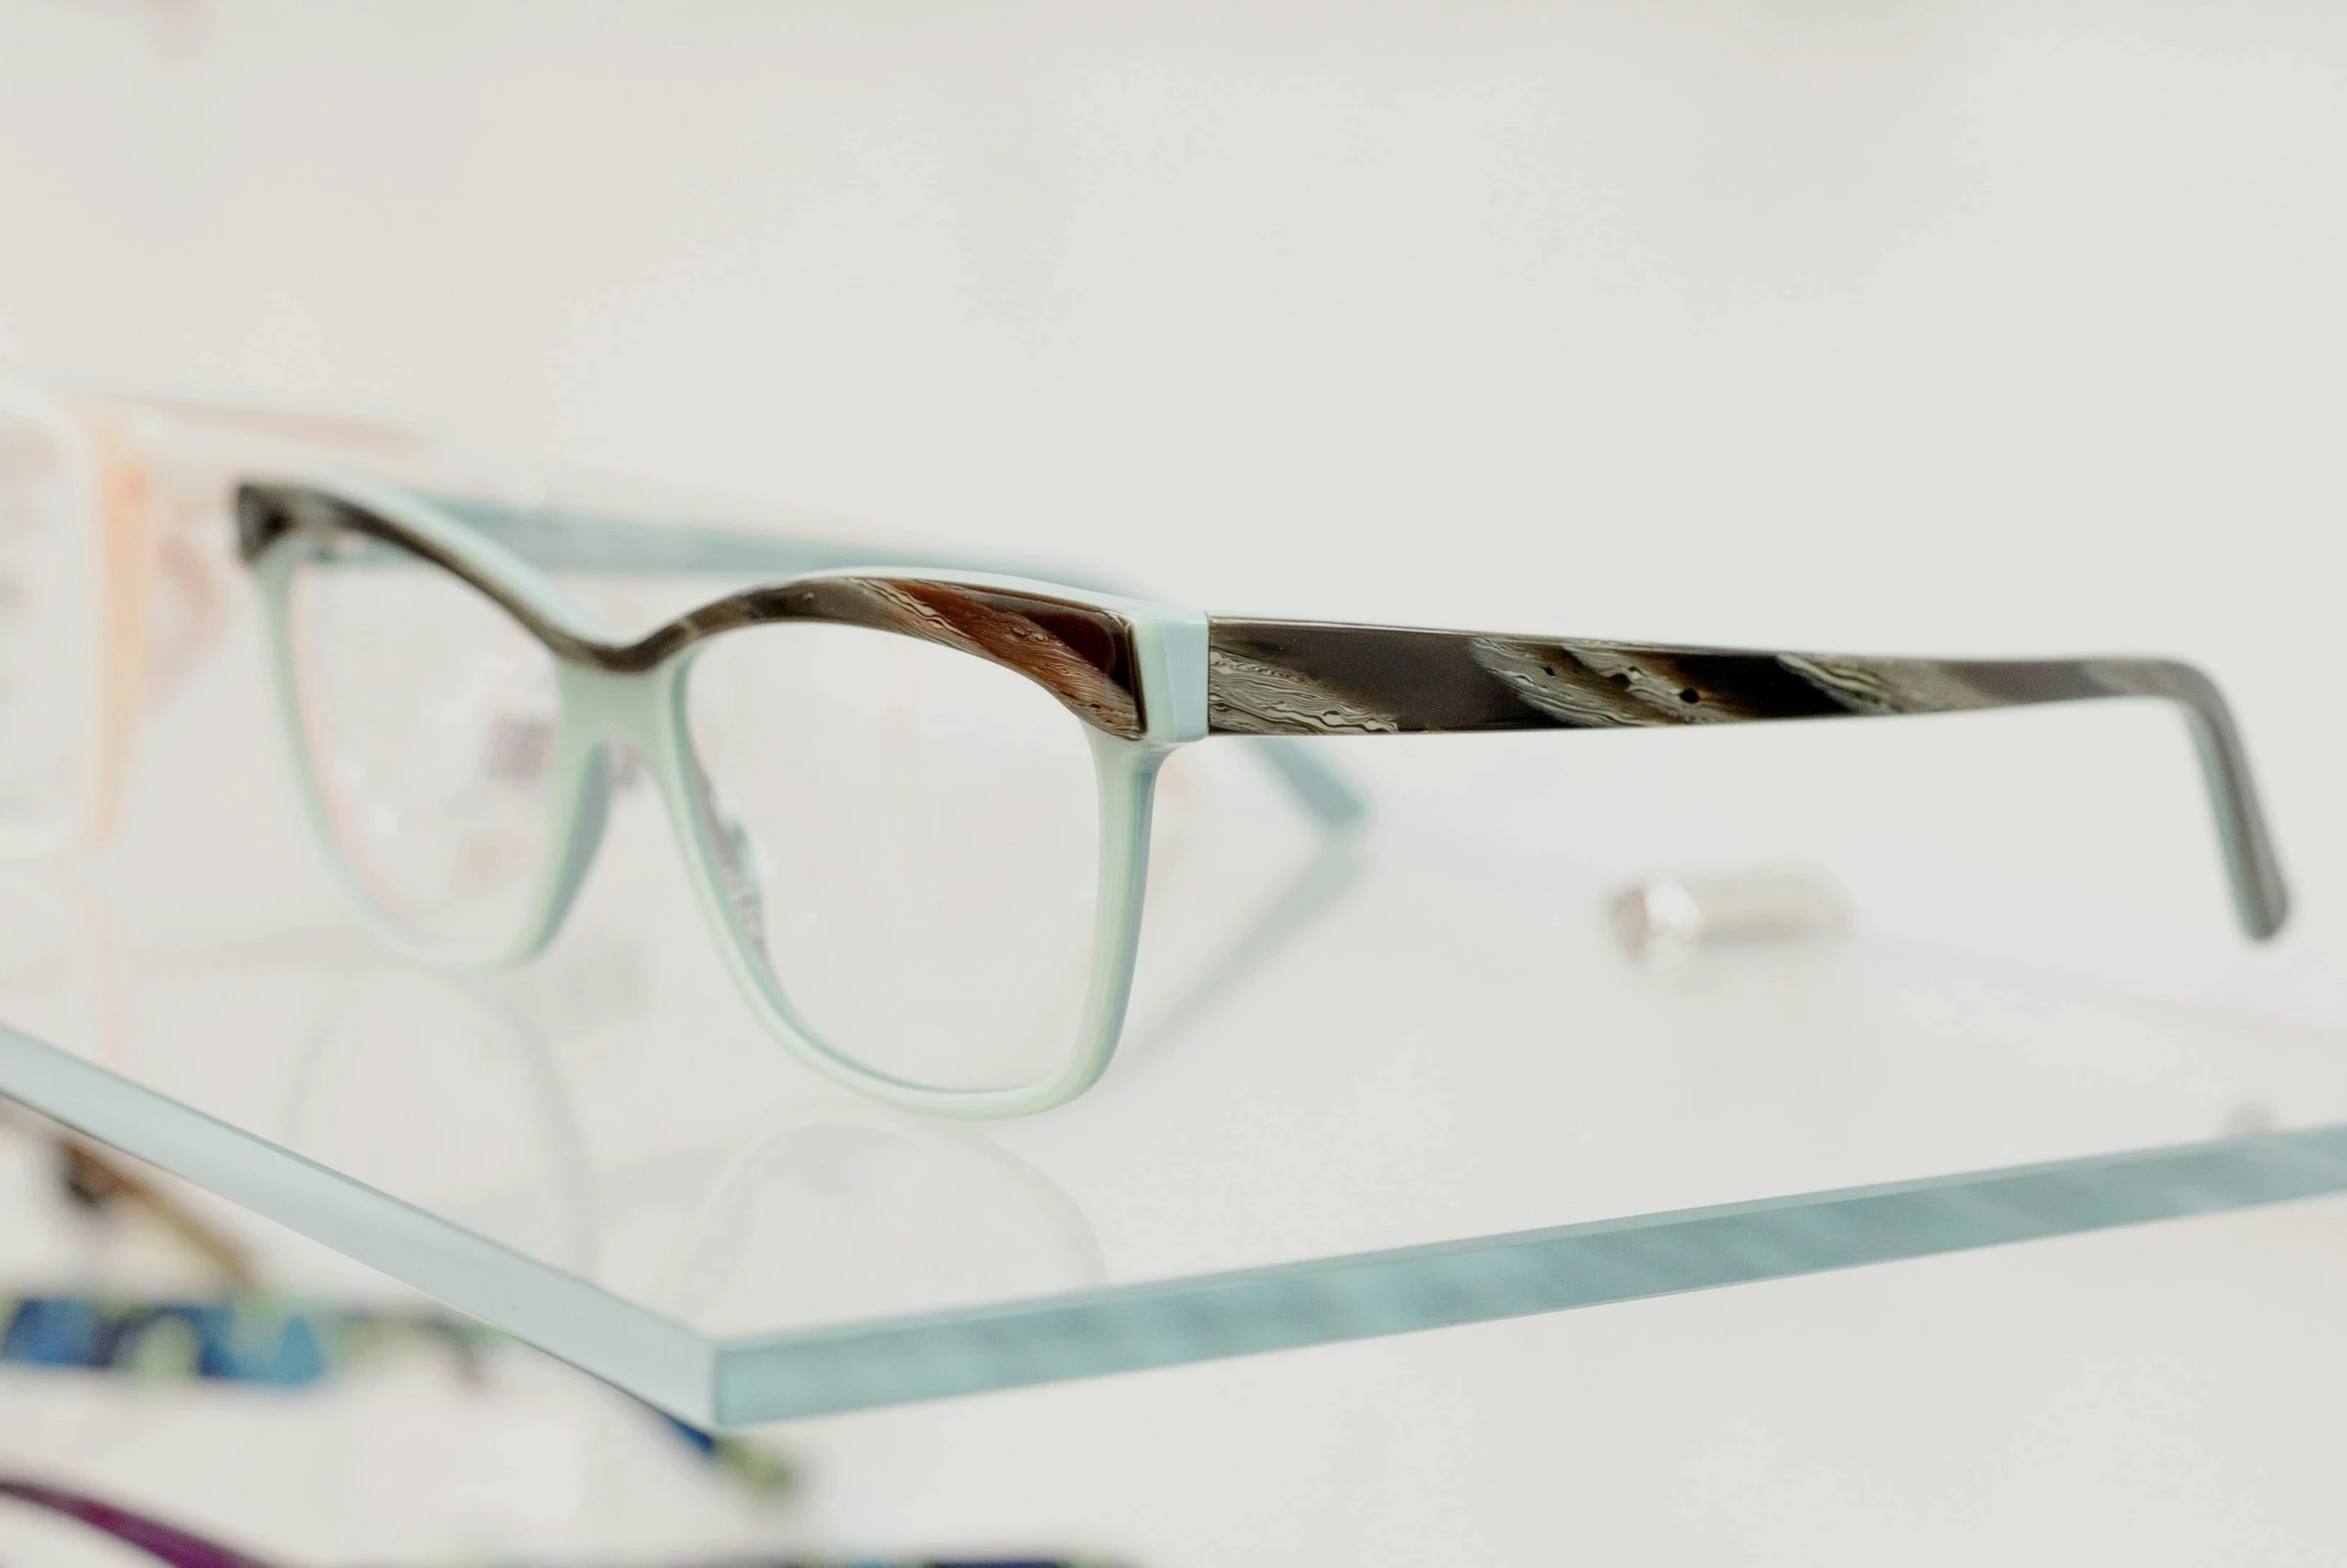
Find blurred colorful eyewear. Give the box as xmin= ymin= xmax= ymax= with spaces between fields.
xmin=0 ymin=382 xmax=428 ymax=854
xmin=0 ymin=1474 xmax=1113 ymax=1568
xmin=235 ymin=476 xmax=2285 ymax=1117
xmin=0 ymin=1290 xmax=793 ymax=1498
xmin=0 ymin=1098 xmax=793 ymax=1499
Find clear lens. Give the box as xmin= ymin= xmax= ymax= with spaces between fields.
xmin=285 ymin=543 xmax=562 ymax=950
xmin=685 ymin=623 xmax=1102 ymax=1092
xmin=0 ymin=412 xmax=99 ymax=839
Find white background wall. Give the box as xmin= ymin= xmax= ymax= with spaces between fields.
xmin=3 ymin=2 xmax=2346 ymax=1561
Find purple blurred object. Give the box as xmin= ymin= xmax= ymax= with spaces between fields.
xmin=0 ymin=1472 xmax=1116 ymax=1567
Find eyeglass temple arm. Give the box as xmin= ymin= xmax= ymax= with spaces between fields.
xmin=426 ymin=492 xmax=1368 ymax=830
xmin=0 ymin=1477 xmax=283 ymax=1568
xmin=1203 ymin=618 xmax=2289 ymax=941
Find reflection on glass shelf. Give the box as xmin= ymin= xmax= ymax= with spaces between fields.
xmin=281 ymin=964 xmax=606 ymax=1277
xmin=652 ymin=1104 xmax=1106 ymax=1337
xmin=0 ymin=638 xmax=2343 ymax=1421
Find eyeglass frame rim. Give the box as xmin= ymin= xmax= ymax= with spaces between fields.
xmin=239 ymin=475 xmax=1205 ymax=1118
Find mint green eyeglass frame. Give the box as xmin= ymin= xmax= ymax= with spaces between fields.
xmin=236 ymin=477 xmax=2289 ymax=1119
xmin=240 ymin=477 xmax=1247 ymax=1119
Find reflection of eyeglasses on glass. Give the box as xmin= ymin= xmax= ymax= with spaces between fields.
xmin=1 ymin=1089 xmax=798 ymax=1501
xmin=0 ymin=384 xmax=429 ymax=855
xmin=0 ymin=1473 xmax=1115 ymax=1568
xmin=235 ymin=477 xmax=2290 ymax=1118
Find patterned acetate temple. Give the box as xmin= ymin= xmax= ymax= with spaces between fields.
xmin=1200 ymin=619 xmax=2287 ymax=940
xmin=234 ymin=478 xmax=2288 ymax=1118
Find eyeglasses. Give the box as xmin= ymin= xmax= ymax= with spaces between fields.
xmin=0 ymin=384 xmax=430 ymax=856
xmin=235 ymin=477 xmax=2289 ymax=1118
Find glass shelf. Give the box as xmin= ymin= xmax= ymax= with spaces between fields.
xmin=3 ymin=624 xmax=2342 ymax=1425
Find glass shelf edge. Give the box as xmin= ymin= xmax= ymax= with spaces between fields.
xmin=712 ymin=1124 xmax=2347 ymax=1421
xmin=7 ymin=1022 xmax=2345 ymax=1428
xmin=0 ymin=1023 xmax=720 ymax=1424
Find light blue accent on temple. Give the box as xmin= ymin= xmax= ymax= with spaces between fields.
xmin=6 ymin=1019 xmax=2344 ymax=1428
xmin=430 ymin=492 xmax=1368 ymax=830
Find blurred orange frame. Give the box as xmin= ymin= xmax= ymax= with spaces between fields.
xmin=0 ymin=382 xmax=428 ymax=854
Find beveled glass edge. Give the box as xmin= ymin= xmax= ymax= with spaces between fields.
xmin=0 ymin=1023 xmax=719 ymax=1422
xmin=715 ymin=1121 xmax=2347 ymax=1421
xmin=7 ymin=1021 xmax=2343 ymax=1429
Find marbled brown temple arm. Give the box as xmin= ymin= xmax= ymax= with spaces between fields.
xmin=1204 ymin=618 xmax=2289 ymax=940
